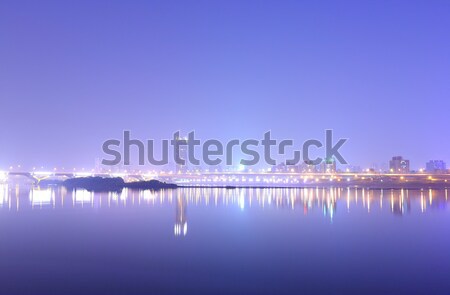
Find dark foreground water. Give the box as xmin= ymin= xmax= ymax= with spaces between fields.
xmin=0 ymin=183 xmax=449 ymax=295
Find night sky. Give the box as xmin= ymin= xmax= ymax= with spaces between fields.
xmin=1 ymin=0 xmax=449 ymax=170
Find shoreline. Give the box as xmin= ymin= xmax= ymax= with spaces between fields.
xmin=48 ymin=176 xmax=450 ymax=192
xmin=178 ymin=184 xmax=450 ymax=190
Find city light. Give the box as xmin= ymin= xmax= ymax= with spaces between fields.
xmin=0 ymin=171 xmax=8 ymax=181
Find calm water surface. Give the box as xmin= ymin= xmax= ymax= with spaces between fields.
xmin=0 ymin=183 xmax=449 ymax=295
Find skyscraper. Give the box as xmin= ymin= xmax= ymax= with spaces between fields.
xmin=426 ymin=160 xmax=447 ymax=173
xmin=389 ymin=156 xmax=410 ymax=173
xmin=320 ymin=158 xmax=336 ymax=173
xmin=174 ymin=135 xmax=188 ymax=173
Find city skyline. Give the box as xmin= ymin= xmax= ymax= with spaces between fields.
xmin=1 ymin=155 xmax=448 ymax=174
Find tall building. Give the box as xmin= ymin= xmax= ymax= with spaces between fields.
xmin=389 ymin=156 xmax=410 ymax=173
xmin=299 ymin=160 xmax=317 ymax=173
xmin=94 ymin=157 xmax=102 ymax=173
xmin=272 ymin=162 xmax=288 ymax=172
xmin=345 ymin=165 xmax=362 ymax=173
xmin=174 ymin=135 xmax=188 ymax=173
xmin=426 ymin=160 xmax=447 ymax=173
xmin=320 ymin=158 xmax=336 ymax=173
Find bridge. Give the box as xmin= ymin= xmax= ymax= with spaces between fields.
xmin=1 ymin=170 xmax=448 ymax=188
xmin=1 ymin=171 xmax=156 ymax=184
xmin=157 ymin=171 xmax=450 ymax=187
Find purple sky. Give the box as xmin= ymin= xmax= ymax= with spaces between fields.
xmin=1 ymin=0 xmax=449 ymax=170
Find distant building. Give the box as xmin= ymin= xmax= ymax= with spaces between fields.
xmin=175 ymin=135 xmax=188 ymax=173
xmin=426 ymin=160 xmax=447 ymax=173
xmin=389 ymin=156 xmax=410 ymax=173
xmin=209 ymin=164 xmax=223 ymax=172
xmin=272 ymin=162 xmax=288 ymax=172
xmin=299 ymin=160 xmax=317 ymax=173
xmin=345 ymin=165 xmax=362 ymax=173
xmin=320 ymin=158 xmax=336 ymax=173
xmin=94 ymin=157 xmax=101 ymax=173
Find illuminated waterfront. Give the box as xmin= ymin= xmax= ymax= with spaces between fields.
xmin=1 ymin=184 xmax=449 ymax=217
xmin=0 ymin=183 xmax=449 ymax=294
xmin=1 ymin=169 xmax=449 ymax=188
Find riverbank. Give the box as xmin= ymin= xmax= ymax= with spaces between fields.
xmin=47 ymin=177 xmax=450 ymax=192
xmin=62 ymin=177 xmax=177 ymax=192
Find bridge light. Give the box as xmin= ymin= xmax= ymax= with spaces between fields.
xmin=74 ymin=172 xmax=92 ymax=177
xmin=34 ymin=171 xmax=52 ymax=176
xmin=0 ymin=171 xmax=8 ymax=181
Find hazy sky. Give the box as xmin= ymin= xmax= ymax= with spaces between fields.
xmin=1 ymin=0 xmax=449 ymax=170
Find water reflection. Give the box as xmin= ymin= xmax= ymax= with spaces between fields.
xmin=30 ymin=187 xmax=55 ymax=208
xmin=174 ymin=195 xmax=187 ymax=236
xmin=0 ymin=184 xmax=448 ymax=236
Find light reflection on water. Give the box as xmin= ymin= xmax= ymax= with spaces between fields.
xmin=0 ymin=184 xmax=448 ymax=235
